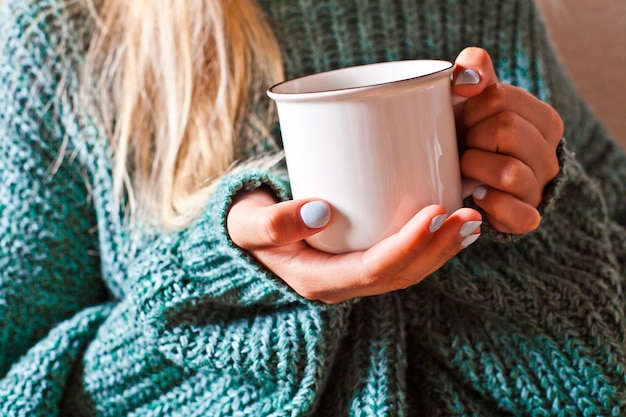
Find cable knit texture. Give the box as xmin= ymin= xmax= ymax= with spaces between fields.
xmin=1 ymin=0 xmax=625 ymax=415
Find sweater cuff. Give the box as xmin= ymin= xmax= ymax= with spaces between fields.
xmin=536 ymin=139 xmax=570 ymax=216
xmin=129 ymin=168 xmax=310 ymax=319
xmin=184 ymin=168 xmax=302 ymax=307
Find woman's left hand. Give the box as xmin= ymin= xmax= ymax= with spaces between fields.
xmin=452 ymin=47 xmax=564 ymax=234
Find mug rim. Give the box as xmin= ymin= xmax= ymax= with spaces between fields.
xmin=267 ymin=59 xmax=454 ymax=101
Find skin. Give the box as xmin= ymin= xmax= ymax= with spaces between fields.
xmin=227 ymin=47 xmax=563 ymax=304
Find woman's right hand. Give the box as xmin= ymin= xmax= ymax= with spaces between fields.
xmin=227 ymin=190 xmax=482 ymax=304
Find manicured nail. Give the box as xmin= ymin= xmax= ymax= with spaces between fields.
xmin=473 ymin=185 xmax=487 ymax=200
xmin=461 ymin=233 xmax=481 ymax=248
xmin=455 ymin=69 xmax=480 ymax=86
xmin=460 ymin=220 xmax=482 ymax=238
xmin=300 ymin=201 xmax=330 ymax=229
xmin=429 ymin=214 xmax=448 ymax=233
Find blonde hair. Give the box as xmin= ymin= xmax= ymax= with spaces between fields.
xmin=80 ymin=0 xmax=284 ymax=229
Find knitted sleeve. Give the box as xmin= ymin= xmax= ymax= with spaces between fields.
xmin=0 ymin=0 xmax=108 ymax=377
xmin=120 ymin=168 xmax=352 ymax=414
xmin=562 ymin=100 xmax=626 ymax=226
xmin=129 ymin=169 xmax=306 ymax=311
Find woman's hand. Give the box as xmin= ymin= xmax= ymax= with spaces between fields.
xmin=452 ymin=47 xmax=564 ymax=234
xmin=227 ymin=190 xmax=482 ymax=304
xmin=227 ymin=46 xmax=562 ymax=303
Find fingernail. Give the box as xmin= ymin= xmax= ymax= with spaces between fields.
xmin=455 ymin=69 xmax=480 ymax=86
xmin=460 ymin=220 xmax=482 ymax=238
xmin=473 ymin=185 xmax=487 ymax=200
xmin=429 ymin=214 xmax=448 ymax=233
xmin=461 ymin=233 xmax=481 ymax=248
xmin=300 ymin=201 xmax=330 ymax=229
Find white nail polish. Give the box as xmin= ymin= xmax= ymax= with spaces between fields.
xmin=300 ymin=201 xmax=330 ymax=229
xmin=429 ymin=214 xmax=448 ymax=233
xmin=460 ymin=220 xmax=482 ymax=238
xmin=473 ymin=186 xmax=487 ymax=200
xmin=455 ymin=69 xmax=480 ymax=86
xmin=461 ymin=233 xmax=481 ymax=248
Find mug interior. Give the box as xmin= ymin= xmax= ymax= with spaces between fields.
xmin=269 ymin=60 xmax=453 ymax=95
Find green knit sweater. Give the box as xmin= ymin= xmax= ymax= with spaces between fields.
xmin=1 ymin=0 xmax=625 ymax=415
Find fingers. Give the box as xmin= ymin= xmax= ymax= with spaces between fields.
xmin=463 ymin=83 xmax=564 ymax=147
xmin=463 ymin=149 xmax=536 ymax=201
xmin=459 ymin=83 xmax=562 ymax=221
xmin=280 ymin=205 xmax=448 ymax=302
xmin=451 ymin=47 xmax=562 ymax=236
xmin=471 ymin=186 xmax=541 ymax=234
xmin=453 ymin=48 xmax=564 ymax=149
xmin=359 ymin=205 xmax=451 ymax=277
xmin=464 ymin=110 xmax=560 ymax=190
xmin=462 ymin=148 xmax=543 ymax=207
xmin=310 ymin=207 xmax=483 ymax=303
xmin=357 ymin=208 xmax=482 ymax=297
xmin=461 ymin=145 xmax=551 ymax=232
xmin=452 ymin=46 xmax=499 ymax=99
xmin=227 ymin=190 xmax=330 ymax=249
xmin=230 ymin=196 xmax=483 ymax=304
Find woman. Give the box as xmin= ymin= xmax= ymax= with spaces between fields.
xmin=1 ymin=0 xmax=624 ymax=415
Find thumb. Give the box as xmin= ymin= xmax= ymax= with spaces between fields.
xmin=227 ymin=191 xmax=331 ymax=249
xmin=452 ymin=47 xmax=499 ymax=99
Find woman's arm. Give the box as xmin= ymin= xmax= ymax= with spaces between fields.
xmin=113 ymin=169 xmax=354 ymax=415
xmin=0 ymin=0 xmax=108 ymax=377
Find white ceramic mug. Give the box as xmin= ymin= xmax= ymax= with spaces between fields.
xmin=268 ymin=60 xmax=463 ymax=254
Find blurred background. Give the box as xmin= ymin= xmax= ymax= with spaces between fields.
xmin=536 ymin=0 xmax=626 ymax=148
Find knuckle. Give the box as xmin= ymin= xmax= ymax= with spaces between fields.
xmin=545 ymin=159 xmax=561 ymax=182
xmin=498 ymin=159 xmax=529 ymax=191
xmin=492 ymin=112 xmax=519 ymax=150
xmin=484 ymin=83 xmax=509 ymax=113
xmin=495 ymin=111 xmax=519 ymax=133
